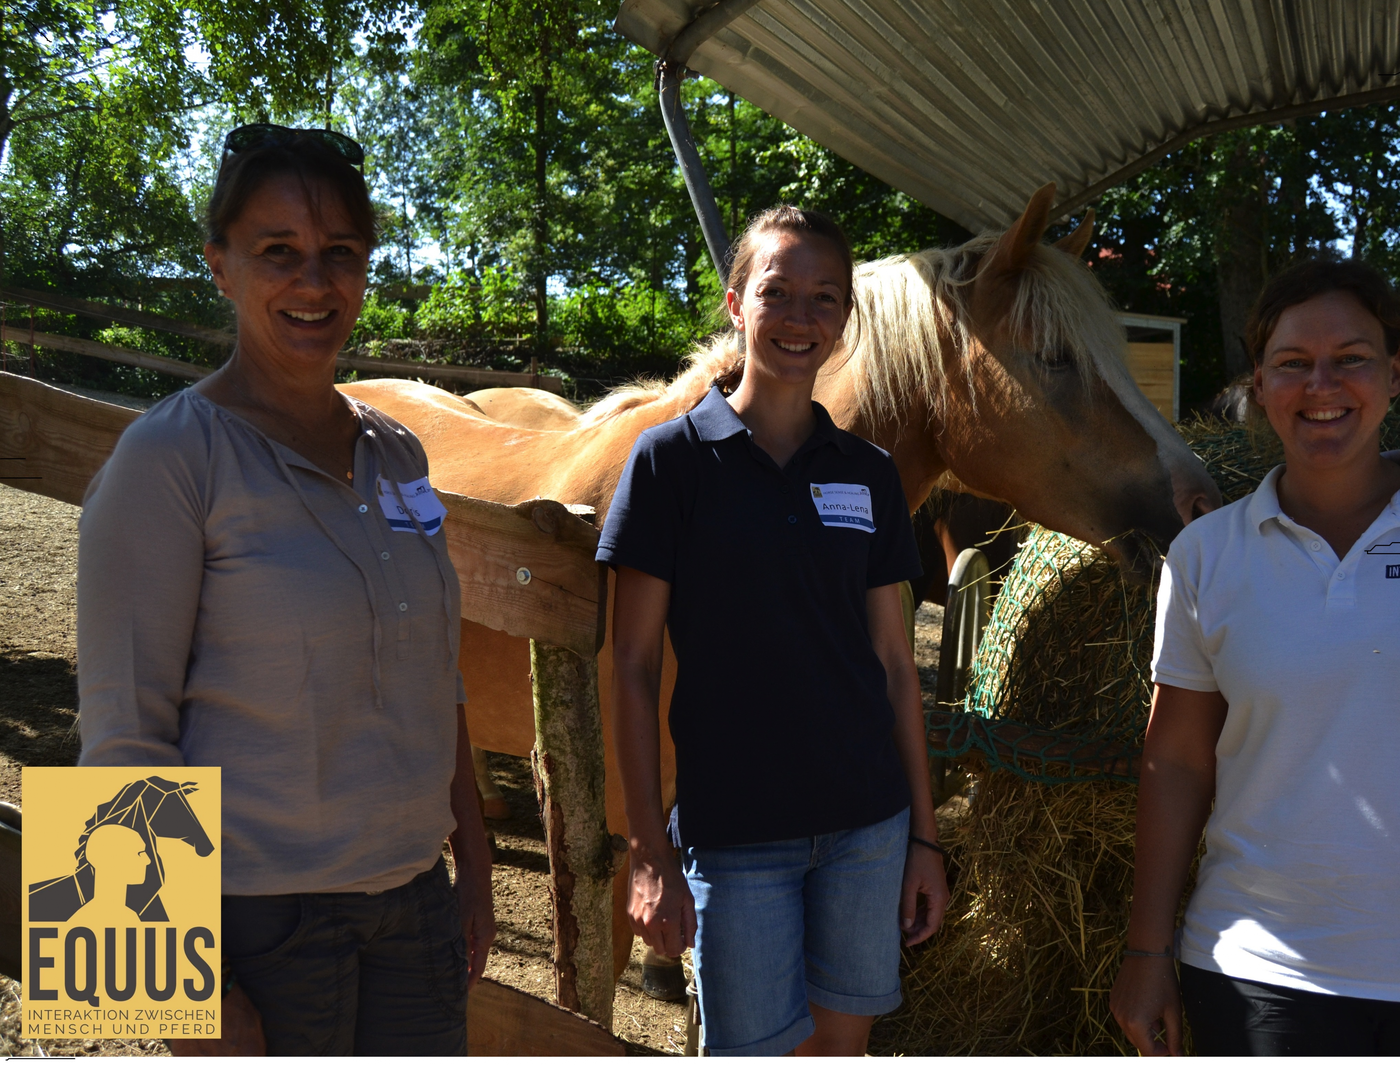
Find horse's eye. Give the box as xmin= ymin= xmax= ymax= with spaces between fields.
xmin=1038 ymin=347 xmax=1073 ymax=370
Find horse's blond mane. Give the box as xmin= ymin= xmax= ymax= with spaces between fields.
xmin=579 ymin=332 xmax=743 ymax=425
xmin=580 ymin=232 xmax=1124 ymax=426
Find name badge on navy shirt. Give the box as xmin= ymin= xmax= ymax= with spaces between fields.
xmin=810 ymin=482 xmax=875 ymax=532
xmin=377 ymin=475 xmax=448 ymax=534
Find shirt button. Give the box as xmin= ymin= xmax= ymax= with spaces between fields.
xmin=358 ymin=504 xmax=368 ymax=513
xmin=398 ymin=602 xmax=408 ymax=612
xmin=1310 ymin=541 xmax=1321 ymax=550
xmin=1336 ymin=571 xmax=1346 ymax=580
xmin=381 ymin=551 xmax=390 ymax=560
xmin=787 ymin=514 xmax=798 ymax=524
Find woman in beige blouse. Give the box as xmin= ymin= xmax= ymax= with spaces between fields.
xmin=77 ymin=125 xmax=494 ymax=1055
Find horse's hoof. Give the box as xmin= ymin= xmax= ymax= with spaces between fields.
xmin=483 ymin=797 xmax=511 ymax=820
xmin=641 ymin=962 xmax=688 ymax=1002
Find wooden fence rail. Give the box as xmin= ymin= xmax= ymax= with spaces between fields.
xmin=1 ymin=286 xmax=566 ymax=393
xmin=0 ymin=285 xmax=235 ymax=347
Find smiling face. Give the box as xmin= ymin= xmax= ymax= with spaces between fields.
xmin=1254 ymin=290 xmax=1400 ymax=470
xmin=726 ymin=230 xmax=852 ymax=388
xmin=204 ymin=172 xmax=368 ymax=373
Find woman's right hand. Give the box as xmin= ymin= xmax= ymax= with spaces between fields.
xmin=627 ymin=840 xmax=696 ymax=959
xmin=170 ymin=983 xmax=267 ymax=1056
xmin=1110 ymin=956 xmax=1183 ymax=1056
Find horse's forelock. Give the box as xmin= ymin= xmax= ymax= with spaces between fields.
xmin=849 ymin=235 xmax=1124 ymax=424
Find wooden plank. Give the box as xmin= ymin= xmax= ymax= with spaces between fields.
xmin=1 ymin=326 xmax=212 ymax=381
xmin=0 ymin=285 xmax=236 ymax=347
xmin=336 ymin=351 xmax=565 ymax=393
xmin=467 ymin=978 xmax=624 ymax=1056
xmin=0 ymin=372 xmax=139 ymax=505
xmin=438 ymin=491 xmax=606 ymax=657
xmin=1124 ymin=341 xmax=1176 ymax=422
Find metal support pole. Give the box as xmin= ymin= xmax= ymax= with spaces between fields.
xmin=652 ymin=0 xmax=765 ymax=285
xmin=658 ymin=60 xmax=731 ymax=284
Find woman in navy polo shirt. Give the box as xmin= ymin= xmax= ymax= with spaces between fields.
xmin=1111 ymin=259 xmax=1400 ymax=1055
xmin=600 ymin=206 xmax=948 ymax=1056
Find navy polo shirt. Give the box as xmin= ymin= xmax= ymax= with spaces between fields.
xmin=597 ymin=387 xmax=921 ymax=848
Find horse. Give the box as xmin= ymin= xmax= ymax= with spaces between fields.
xmin=340 ymin=183 xmax=1221 ymax=979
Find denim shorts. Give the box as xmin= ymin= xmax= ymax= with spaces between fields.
xmin=223 ymin=857 xmax=468 ymax=1055
xmin=682 ymin=806 xmax=909 ymax=1056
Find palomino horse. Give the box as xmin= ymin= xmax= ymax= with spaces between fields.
xmin=342 ymin=184 xmax=1220 ymax=978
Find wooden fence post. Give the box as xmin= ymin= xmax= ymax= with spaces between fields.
xmin=530 ymin=640 xmax=619 ymax=1028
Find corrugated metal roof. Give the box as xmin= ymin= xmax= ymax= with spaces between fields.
xmin=616 ymin=0 xmax=1400 ymax=230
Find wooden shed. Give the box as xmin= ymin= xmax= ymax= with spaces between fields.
xmin=1116 ymin=312 xmax=1184 ymax=423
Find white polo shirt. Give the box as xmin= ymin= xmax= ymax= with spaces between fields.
xmin=1152 ymin=460 xmax=1400 ymax=1001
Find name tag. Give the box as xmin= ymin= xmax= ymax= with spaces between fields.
xmin=376 ymin=475 xmax=447 ymax=535
xmin=810 ymin=482 xmax=875 ymax=532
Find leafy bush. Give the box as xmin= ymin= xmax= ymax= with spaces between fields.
xmin=553 ymin=281 xmax=698 ymax=371
xmin=415 ymin=266 xmax=535 ymax=342
xmin=350 ymin=292 xmax=413 ymax=343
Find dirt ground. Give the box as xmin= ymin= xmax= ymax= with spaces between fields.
xmin=0 ymin=480 xmax=946 ymax=1057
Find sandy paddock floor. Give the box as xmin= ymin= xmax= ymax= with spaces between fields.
xmin=0 ymin=480 xmax=945 ymax=1057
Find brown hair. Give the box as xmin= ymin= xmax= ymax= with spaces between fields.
xmin=205 ymin=134 xmax=378 ymax=249
xmin=1246 ymin=257 xmax=1400 ymax=366
xmin=725 ymin=205 xmax=855 ymax=312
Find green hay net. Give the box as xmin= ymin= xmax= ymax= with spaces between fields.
xmin=931 ymin=411 xmax=1400 ymax=784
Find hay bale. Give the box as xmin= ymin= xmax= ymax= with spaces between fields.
xmin=888 ymin=413 xmax=1400 ymax=1055
xmin=874 ymin=768 xmax=1139 ymax=1055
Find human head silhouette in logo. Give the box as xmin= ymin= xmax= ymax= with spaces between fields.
xmin=75 ymin=824 xmax=152 ymax=924
xmin=28 ymin=776 xmax=215 ymax=923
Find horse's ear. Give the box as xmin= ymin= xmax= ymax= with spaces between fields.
xmin=983 ymin=182 xmax=1056 ymax=278
xmin=1054 ymin=208 xmax=1095 ymax=259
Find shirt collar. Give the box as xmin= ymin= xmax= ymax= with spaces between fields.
xmin=1247 ymin=453 xmax=1400 ymax=533
xmin=687 ymin=386 xmax=855 ymax=455
xmin=1246 ymin=464 xmax=1286 ymax=531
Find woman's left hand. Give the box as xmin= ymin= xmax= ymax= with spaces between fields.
xmin=458 ymin=865 xmax=497 ymax=989
xmin=899 ymin=845 xmax=949 ymax=947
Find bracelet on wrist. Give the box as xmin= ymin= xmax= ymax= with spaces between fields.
xmin=908 ymin=834 xmax=948 ymax=859
xmin=1122 ymin=947 xmax=1174 ymax=959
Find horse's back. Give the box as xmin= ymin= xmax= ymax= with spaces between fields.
xmin=339 ymin=379 xmax=569 ymax=504
xmin=467 ymin=387 xmax=581 ymax=430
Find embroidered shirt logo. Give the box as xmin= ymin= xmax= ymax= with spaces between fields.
xmin=1365 ymin=540 xmax=1400 ymax=554
xmin=809 ymin=482 xmax=875 ymax=533
xmin=1387 ymin=565 xmax=1400 ymax=579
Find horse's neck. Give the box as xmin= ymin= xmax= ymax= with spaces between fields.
xmin=814 ymin=362 xmax=948 ymax=513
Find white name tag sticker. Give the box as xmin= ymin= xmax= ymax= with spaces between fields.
xmin=377 ymin=475 xmax=448 ymax=535
xmin=810 ymin=482 xmax=875 ymax=533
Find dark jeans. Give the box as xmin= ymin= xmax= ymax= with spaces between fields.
xmin=1181 ymin=963 xmax=1400 ymax=1056
xmin=224 ymin=857 xmax=468 ymax=1056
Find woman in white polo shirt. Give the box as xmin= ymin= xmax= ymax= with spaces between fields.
xmin=1111 ymin=259 xmax=1400 ymax=1055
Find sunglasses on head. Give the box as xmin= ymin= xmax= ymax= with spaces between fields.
xmin=221 ymin=123 xmax=365 ymax=167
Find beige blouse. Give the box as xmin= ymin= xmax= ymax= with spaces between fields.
xmin=77 ymin=389 xmax=465 ymax=895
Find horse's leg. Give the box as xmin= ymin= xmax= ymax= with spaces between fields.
xmin=472 ymin=745 xmax=512 ymax=821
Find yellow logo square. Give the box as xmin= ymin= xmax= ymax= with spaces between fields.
xmin=22 ymin=766 xmax=221 ymax=1040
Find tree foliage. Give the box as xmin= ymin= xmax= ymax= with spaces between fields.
xmin=7 ymin=0 xmax=1400 ymax=405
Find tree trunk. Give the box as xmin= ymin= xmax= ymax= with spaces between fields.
xmin=1215 ymin=141 xmax=1267 ymax=383
xmin=0 ymin=82 xmax=12 ymax=280
xmin=532 ymin=83 xmax=549 ymax=354
xmin=727 ymin=91 xmax=738 ymax=239
xmin=530 ymin=641 xmax=617 ymax=1029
